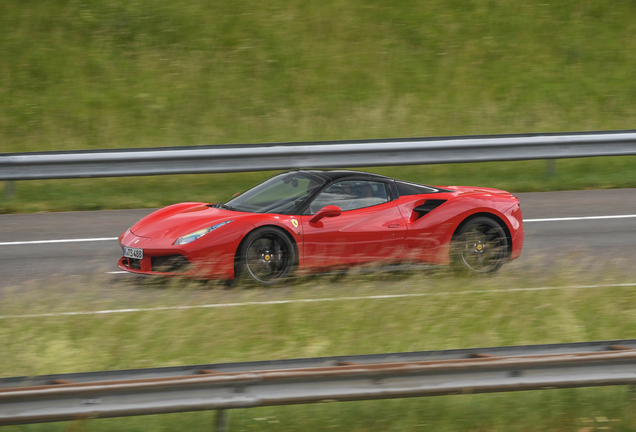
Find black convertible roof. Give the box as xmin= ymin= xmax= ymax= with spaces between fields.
xmin=292 ymin=169 xmax=450 ymax=194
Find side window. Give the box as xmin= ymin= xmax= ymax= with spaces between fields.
xmin=396 ymin=181 xmax=437 ymax=196
xmin=308 ymin=180 xmax=389 ymax=214
xmin=241 ymin=177 xmax=312 ymax=205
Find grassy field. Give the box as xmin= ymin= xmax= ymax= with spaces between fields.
xmin=3 ymin=0 xmax=636 ymax=152
xmin=2 ymin=0 xmax=636 ymax=213
xmin=2 ymin=258 xmax=636 ymax=430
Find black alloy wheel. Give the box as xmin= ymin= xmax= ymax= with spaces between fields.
xmin=237 ymin=227 xmax=296 ymax=285
xmin=451 ymin=216 xmax=509 ymax=274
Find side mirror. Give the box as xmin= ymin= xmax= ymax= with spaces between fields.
xmin=309 ymin=205 xmax=342 ymax=224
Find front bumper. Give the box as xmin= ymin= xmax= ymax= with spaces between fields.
xmin=117 ymin=230 xmax=236 ymax=279
xmin=117 ymin=255 xmax=195 ymax=276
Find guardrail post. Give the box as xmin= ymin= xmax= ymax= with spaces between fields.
xmin=546 ymin=159 xmax=557 ymax=176
xmin=4 ymin=181 xmax=15 ymax=201
xmin=215 ymin=410 xmax=229 ymax=432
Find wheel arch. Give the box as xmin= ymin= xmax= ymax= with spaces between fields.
xmin=452 ymin=212 xmax=513 ymax=258
xmin=233 ymin=224 xmax=300 ymax=276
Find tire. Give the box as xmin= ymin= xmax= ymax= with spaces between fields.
xmin=450 ymin=216 xmax=509 ymax=275
xmin=236 ymin=227 xmax=296 ymax=285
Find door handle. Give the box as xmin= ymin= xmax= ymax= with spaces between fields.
xmin=388 ymin=223 xmax=400 ymax=228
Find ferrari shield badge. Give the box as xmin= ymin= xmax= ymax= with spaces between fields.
xmin=291 ymin=219 xmax=299 ymax=228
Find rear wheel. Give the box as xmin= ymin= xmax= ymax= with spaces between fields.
xmin=236 ymin=227 xmax=296 ymax=285
xmin=451 ymin=217 xmax=509 ymax=274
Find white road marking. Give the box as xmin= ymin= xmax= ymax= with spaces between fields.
xmin=2 ymin=282 xmax=635 ymax=320
xmin=524 ymin=214 xmax=636 ymax=223
xmin=0 ymin=237 xmax=118 ymax=246
xmin=1 ymin=214 xmax=636 ymax=246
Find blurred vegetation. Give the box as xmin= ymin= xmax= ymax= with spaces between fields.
xmin=2 ymin=258 xmax=636 ymax=430
xmin=1 ymin=0 xmax=636 ymax=213
xmin=3 ymin=0 xmax=636 ymax=152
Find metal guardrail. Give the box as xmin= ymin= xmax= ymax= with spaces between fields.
xmin=2 ymin=130 xmax=636 ymax=181
xmin=2 ymin=339 xmax=636 ymax=428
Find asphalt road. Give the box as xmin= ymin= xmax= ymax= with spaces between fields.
xmin=1 ymin=189 xmax=635 ymax=289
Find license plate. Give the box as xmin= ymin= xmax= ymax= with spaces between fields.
xmin=123 ymin=247 xmax=143 ymax=260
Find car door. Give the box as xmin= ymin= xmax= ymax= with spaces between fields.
xmin=299 ymin=180 xmax=407 ymax=271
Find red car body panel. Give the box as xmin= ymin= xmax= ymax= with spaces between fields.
xmin=393 ymin=187 xmax=523 ymax=265
xmin=118 ymin=203 xmax=302 ymax=279
xmin=118 ymin=171 xmax=524 ymax=279
xmin=300 ymin=201 xmax=407 ymax=271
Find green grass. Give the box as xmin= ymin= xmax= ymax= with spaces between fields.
xmin=2 ymin=259 xmax=636 ymax=430
xmin=3 ymin=0 xmax=636 ymax=153
xmin=2 ymin=0 xmax=636 ymax=213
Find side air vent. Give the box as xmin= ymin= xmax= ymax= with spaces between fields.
xmin=413 ymin=200 xmax=447 ymax=220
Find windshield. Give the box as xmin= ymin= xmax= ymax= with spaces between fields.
xmin=225 ymin=172 xmax=326 ymax=214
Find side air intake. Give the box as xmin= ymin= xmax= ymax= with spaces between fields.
xmin=413 ymin=200 xmax=447 ymax=220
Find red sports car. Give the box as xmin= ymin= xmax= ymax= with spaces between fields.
xmin=118 ymin=170 xmax=523 ymax=283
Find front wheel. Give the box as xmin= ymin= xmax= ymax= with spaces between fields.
xmin=450 ymin=217 xmax=509 ymax=274
xmin=236 ymin=227 xmax=296 ymax=285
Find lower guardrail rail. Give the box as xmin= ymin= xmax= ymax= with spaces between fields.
xmin=2 ymin=339 xmax=636 ymax=430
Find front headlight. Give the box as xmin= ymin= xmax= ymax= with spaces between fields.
xmin=173 ymin=220 xmax=234 ymax=245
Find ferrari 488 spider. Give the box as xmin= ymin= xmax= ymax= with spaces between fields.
xmin=118 ymin=170 xmax=523 ymax=283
